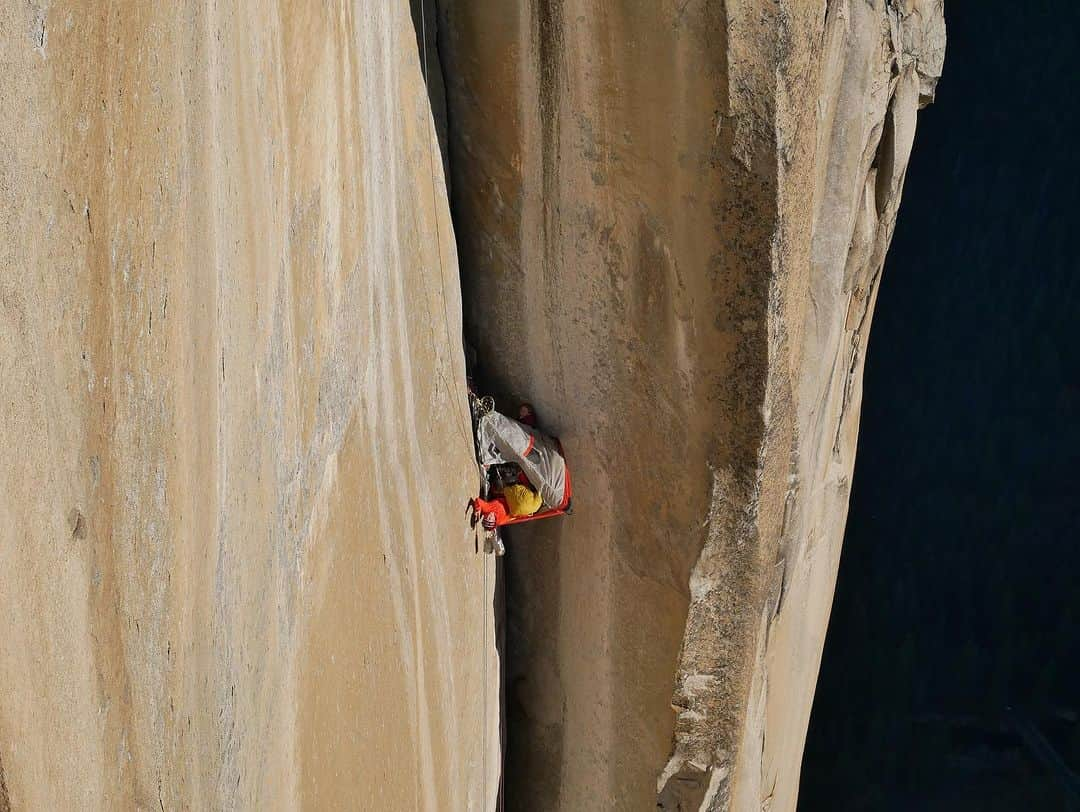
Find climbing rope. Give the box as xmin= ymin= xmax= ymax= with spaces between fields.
xmin=415 ymin=0 xmax=474 ymax=453
xmin=418 ymin=3 xmax=491 ymax=806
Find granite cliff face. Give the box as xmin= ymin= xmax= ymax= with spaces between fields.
xmin=1 ymin=0 xmax=942 ymax=809
xmin=436 ymin=1 xmax=944 ymax=809
xmin=0 ymin=2 xmax=496 ymax=809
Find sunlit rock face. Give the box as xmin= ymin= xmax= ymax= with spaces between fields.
xmin=437 ymin=1 xmax=943 ymax=809
xmin=0 ymin=3 xmax=496 ymax=809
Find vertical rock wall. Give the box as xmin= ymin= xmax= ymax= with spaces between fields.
xmin=440 ymin=2 xmax=774 ymax=807
xmin=0 ymin=2 xmax=497 ymax=809
xmin=438 ymin=1 xmax=943 ymax=809
xmin=688 ymin=4 xmax=945 ymax=810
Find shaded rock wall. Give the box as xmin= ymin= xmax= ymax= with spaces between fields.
xmin=0 ymin=2 xmax=496 ymax=809
xmin=438 ymin=1 xmax=943 ymax=809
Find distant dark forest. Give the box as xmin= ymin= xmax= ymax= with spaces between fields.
xmin=800 ymin=4 xmax=1080 ymax=810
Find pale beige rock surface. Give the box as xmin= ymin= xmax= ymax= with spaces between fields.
xmin=0 ymin=2 xmax=497 ymax=809
xmin=438 ymin=1 xmax=943 ymax=809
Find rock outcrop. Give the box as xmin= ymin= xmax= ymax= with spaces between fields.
xmin=0 ymin=2 xmax=496 ymax=809
xmin=437 ymin=1 xmax=943 ymax=809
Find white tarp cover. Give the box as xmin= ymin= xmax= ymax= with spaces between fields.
xmin=476 ymin=411 xmax=567 ymax=509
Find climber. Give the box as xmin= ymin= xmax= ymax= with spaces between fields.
xmin=473 ymin=479 xmax=544 ymax=530
xmin=517 ymin=402 xmax=537 ymax=427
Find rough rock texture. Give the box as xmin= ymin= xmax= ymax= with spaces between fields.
xmin=0 ymin=2 xmax=496 ymax=809
xmin=438 ymin=1 xmax=944 ymax=809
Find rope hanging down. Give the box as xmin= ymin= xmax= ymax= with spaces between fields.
xmin=418 ymin=4 xmax=492 ymax=808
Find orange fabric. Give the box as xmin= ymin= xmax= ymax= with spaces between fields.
xmin=473 ymin=496 xmax=510 ymax=526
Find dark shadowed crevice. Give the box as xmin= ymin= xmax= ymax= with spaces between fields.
xmin=872 ymin=99 xmax=896 ymax=216
xmin=409 ymin=0 xmax=452 ymax=184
